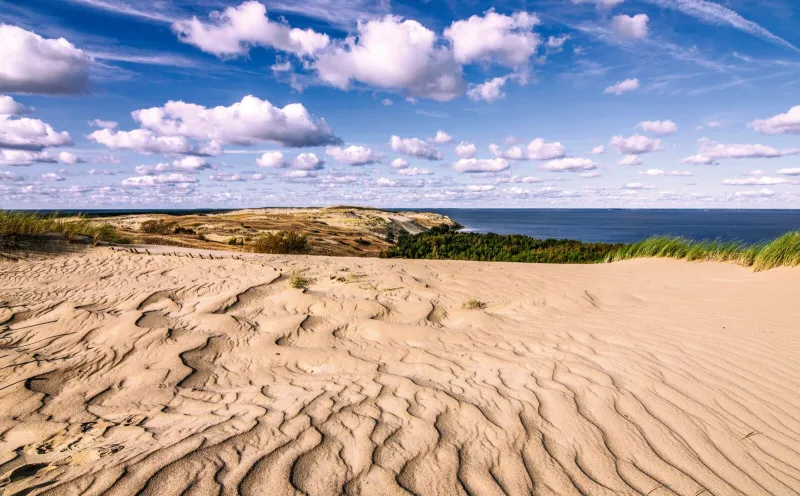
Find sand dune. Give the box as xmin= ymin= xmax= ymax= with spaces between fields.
xmin=1 ymin=249 xmax=799 ymax=495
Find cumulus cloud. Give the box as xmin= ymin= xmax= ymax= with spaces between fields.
xmin=453 ymin=158 xmax=510 ymax=173
xmin=122 ymin=173 xmax=198 ymax=186
xmin=722 ymin=176 xmax=788 ymax=185
xmin=467 ymin=76 xmax=510 ymax=103
xmin=292 ymin=152 xmax=324 ymax=170
xmin=749 ymin=105 xmax=800 ymax=135
xmin=539 ymin=157 xmax=597 ymax=172
xmin=0 ymin=150 xmax=74 ymax=166
xmin=776 ymin=168 xmax=800 ymax=176
xmin=429 ymin=130 xmax=454 ymax=144
xmin=619 ymin=155 xmax=643 ymax=166
xmin=88 ymin=128 xmax=193 ymax=155
xmin=546 ymin=34 xmax=570 ymax=51
xmin=40 ymin=172 xmax=65 ymax=182
xmin=681 ymin=139 xmax=799 ymax=164
xmin=444 ymin=10 xmax=541 ymax=66
xmin=636 ymin=120 xmax=678 ymax=136
xmin=390 ymin=158 xmax=409 ymax=169
xmin=89 ymin=119 xmax=118 ymax=129
xmin=604 ymin=78 xmax=640 ymax=96
xmin=610 ymin=134 xmax=663 ymax=155
xmin=734 ymin=188 xmax=775 ymax=198
xmin=136 ymin=157 xmax=212 ymax=175
xmin=0 ymin=114 xmax=72 ymax=151
xmin=131 ymin=95 xmax=339 ymax=148
xmin=455 ymin=141 xmax=477 ymax=159
xmin=611 ymin=14 xmax=649 ymax=39
xmin=572 ymin=0 xmax=625 ymax=8
xmin=390 ymin=135 xmax=443 ymax=160
xmin=491 ymin=138 xmax=566 ymax=161
xmin=285 ymin=170 xmax=317 ymax=179
xmin=0 ymin=95 xmax=32 ymax=116
xmin=623 ymin=182 xmax=655 ymax=190
xmin=209 ymin=172 xmax=264 ymax=182
xmin=643 ymin=169 xmax=693 ymax=176
xmin=315 ymin=16 xmax=465 ymax=102
xmin=256 ymin=151 xmax=286 ymax=168
xmin=0 ymin=25 xmax=92 ymax=95
xmin=587 ymin=145 xmax=605 ymax=155
xmin=325 ymin=145 xmax=381 ymax=165
xmin=397 ymin=167 xmax=433 ymax=176
xmin=172 ymin=1 xmax=330 ymax=58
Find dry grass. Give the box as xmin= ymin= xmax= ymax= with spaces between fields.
xmin=462 ymin=299 xmax=487 ymax=310
xmin=289 ymin=272 xmax=311 ymax=289
xmin=0 ymin=211 xmax=128 ymax=247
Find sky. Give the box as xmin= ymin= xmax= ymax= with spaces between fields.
xmin=1 ymin=0 xmax=800 ymax=209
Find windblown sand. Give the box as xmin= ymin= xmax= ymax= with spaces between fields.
xmin=1 ymin=249 xmax=799 ymax=495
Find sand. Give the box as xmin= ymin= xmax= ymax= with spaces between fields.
xmin=1 ymin=248 xmax=799 ymax=495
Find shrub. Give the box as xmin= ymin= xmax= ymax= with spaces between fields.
xmin=173 ymin=226 xmax=195 ymax=235
xmin=463 ymin=299 xmax=487 ymax=310
xmin=289 ymin=272 xmax=311 ymax=289
xmin=140 ymin=220 xmax=176 ymax=235
xmin=251 ymin=231 xmax=309 ymax=254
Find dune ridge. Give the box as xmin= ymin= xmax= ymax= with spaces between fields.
xmin=1 ymin=249 xmax=799 ymax=495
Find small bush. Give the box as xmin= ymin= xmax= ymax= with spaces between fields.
xmin=251 ymin=231 xmax=309 ymax=254
xmin=289 ymin=272 xmax=311 ymax=289
xmin=140 ymin=220 xmax=176 ymax=235
xmin=173 ymin=226 xmax=195 ymax=235
xmin=462 ymin=299 xmax=487 ymax=310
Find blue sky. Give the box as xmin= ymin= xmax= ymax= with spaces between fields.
xmin=1 ymin=0 xmax=800 ymax=209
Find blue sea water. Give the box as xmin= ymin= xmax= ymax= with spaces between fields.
xmin=421 ymin=209 xmax=800 ymax=244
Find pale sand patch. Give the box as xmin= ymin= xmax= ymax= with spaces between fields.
xmin=0 ymin=249 xmax=798 ymax=495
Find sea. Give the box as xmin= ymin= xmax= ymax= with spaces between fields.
xmin=421 ymin=209 xmax=800 ymax=244
xmin=31 ymin=208 xmax=800 ymax=244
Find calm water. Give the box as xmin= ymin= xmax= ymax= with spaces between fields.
xmin=422 ymin=209 xmax=800 ymax=244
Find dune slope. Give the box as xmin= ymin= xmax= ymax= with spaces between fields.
xmin=1 ymin=250 xmax=799 ymax=495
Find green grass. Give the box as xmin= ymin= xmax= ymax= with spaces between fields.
xmin=0 ymin=211 xmax=129 ymax=246
xmin=288 ymin=271 xmax=311 ymax=289
xmin=606 ymin=232 xmax=800 ymax=271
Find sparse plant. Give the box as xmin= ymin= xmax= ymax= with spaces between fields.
xmin=289 ymin=271 xmax=311 ymax=289
xmin=140 ymin=220 xmax=176 ymax=235
xmin=463 ymin=299 xmax=487 ymax=310
xmin=251 ymin=231 xmax=309 ymax=254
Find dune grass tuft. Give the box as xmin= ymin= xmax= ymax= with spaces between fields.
xmin=0 ymin=211 xmax=128 ymax=246
xmin=289 ymin=271 xmax=311 ymax=289
xmin=462 ymin=299 xmax=487 ymax=310
xmin=606 ymin=232 xmax=800 ymax=271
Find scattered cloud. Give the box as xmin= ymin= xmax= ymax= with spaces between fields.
xmin=455 ymin=141 xmax=477 ymax=159
xmin=636 ymin=120 xmax=678 ymax=136
xmin=604 ymin=78 xmax=640 ymax=95
xmin=587 ymin=145 xmax=605 ymax=155
xmin=467 ymin=76 xmax=511 ymax=103
xmin=397 ymin=167 xmax=432 ymax=176
xmin=540 ymin=157 xmax=597 ymax=172
xmin=722 ymin=176 xmax=789 ymax=185
xmin=429 ymin=130 xmax=454 ymax=144
xmin=444 ymin=10 xmax=541 ymax=67
xmin=325 ymin=145 xmax=382 ymax=165
xmin=122 ymin=173 xmax=198 ymax=186
xmin=453 ymin=158 xmax=510 ymax=173
xmin=611 ymin=14 xmax=649 ymax=40
xmin=610 ymin=134 xmax=663 ymax=155
xmin=89 ymin=119 xmax=118 ymax=129
xmin=291 ymin=152 xmax=324 ymax=170
xmin=256 ymin=151 xmax=286 ymax=168
xmin=390 ymin=135 xmax=443 ymax=160
xmin=619 ymin=155 xmax=643 ymax=166
xmin=749 ymin=105 xmax=800 ymax=135
xmin=390 ymin=158 xmax=409 ymax=169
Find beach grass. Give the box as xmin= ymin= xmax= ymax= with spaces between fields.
xmin=0 ymin=211 xmax=128 ymax=246
xmin=606 ymin=232 xmax=800 ymax=271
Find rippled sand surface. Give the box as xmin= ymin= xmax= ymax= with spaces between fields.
xmin=1 ymin=248 xmax=798 ymax=495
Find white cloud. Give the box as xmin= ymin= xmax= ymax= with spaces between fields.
xmin=88 ymin=128 xmax=193 ymax=155
xmin=0 ymin=25 xmax=92 ymax=95
xmin=492 ymin=138 xmax=567 ymax=161
xmin=398 ymin=167 xmax=433 ymax=176
xmin=209 ymin=172 xmax=259 ymax=182
xmin=643 ymin=169 xmax=693 ymax=176
xmin=611 ymin=14 xmax=649 ymax=39
xmin=122 ymin=173 xmax=198 ymax=186
xmin=610 ymin=134 xmax=663 ymax=155
xmin=623 ymin=182 xmax=655 ymax=190
xmin=546 ymin=35 xmax=570 ymax=51
xmin=315 ymin=16 xmax=465 ymax=102
xmin=40 ymin=172 xmax=65 ymax=182
xmin=444 ymin=10 xmax=541 ymax=66
xmin=285 ymin=169 xmax=317 ymax=179
xmin=580 ymin=171 xmax=601 ymax=178
xmin=381 ymin=98 xmax=393 ymax=106
xmin=619 ymin=155 xmax=643 ymax=166
xmin=572 ymin=0 xmax=625 ymax=8
xmin=89 ymin=119 xmax=118 ymax=129
xmin=0 ymin=114 xmax=72 ymax=151
xmin=467 ymin=76 xmax=510 ymax=103
xmin=292 ymin=152 xmax=323 ymax=170
xmin=776 ymin=168 xmax=800 ymax=176
xmin=0 ymin=95 xmax=32 ymax=116
xmin=749 ymin=105 xmax=800 ymax=135
xmin=429 ymin=130 xmax=454 ymax=144
xmin=136 ymin=157 xmax=212 ymax=175
xmin=256 ymin=151 xmax=286 ymax=168
xmin=131 ymin=95 xmax=339 ymax=148
xmin=604 ymin=78 xmax=640 ymax=96
xmin=453 ymin=157 xmax=510 ymax=173
xmin=325 ymin=145 xmax=381 ymax=165
xmin=172 ymin=1 xmax=330 ymax=58
xmin=503 ymin=135 xmax=518 ymax=145
xmin=587 ymin=145 xmax=605 ymax=155
xmin=390 ymin=135 xmax=443 ymax=160
xmin=734 ymin=188 xmax=775 ymax=198
xmin=466 ymin=184 xmax=494 ymax=192
xmin=390 ymin=158 xmax=409 ymax=169
xmin=540 ymin=157 xmax=597 ymax=172
xmin=57 ymin=152 xmax=82 ymax=165
xmin=636 ymin=120 xmax=678 ymax=136
xmin=681 ymin=140 xmax=799 ymax=164
xmin=722 ymin=176 xmax=789 ymax=185
xmin=497 ymin=175 xmax=544 ymax=183
xmin=455 ymin=141 xmax=477 ymax=159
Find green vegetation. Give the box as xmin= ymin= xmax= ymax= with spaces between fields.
xmin=607 ymin=232 xmax=800 ymax=271
xmin=462 ymin=299 xmax=487 ymax=310
xmin=251 ymin=231 xmax=309 ymax=254
xmin=381 ymin=225 xmax=622 ymax=264
xmin=289 ymin=271 xmax=311 ymax=289
xmin=140 ymin=220 xmax=177 ymax=235
xmin=0 ymin=211 xmax=128 ymax=247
